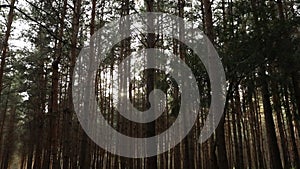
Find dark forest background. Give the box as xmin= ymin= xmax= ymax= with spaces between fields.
xmin=0 ymin=0 xmax=300 ymax=168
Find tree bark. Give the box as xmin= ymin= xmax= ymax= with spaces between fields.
xmin=234 ymin=88 xmax=244 ymax=169
xmin=292 ymin=72 xmax=300 ymax=119
xmin=271 ymin=81 xmax=290 ymax=169
xmin=144 ymin=0 xmax=158 ymax=168
xmin=260 ymin=68 xmax=283 ymax=169
xmin=283 ymin=84 xmax=300 ymax=169
xmin=0 ymin=0 xmax=16 ymax=96
xmin=203 ymin=0 xmax=229 ymax=168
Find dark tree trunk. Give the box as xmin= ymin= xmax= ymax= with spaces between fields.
xmin=0 ymin=0 xmax=16 ymax=96
xmin=283 ymin=84 xmax=300 ymax=169
xmin=271 ymin=82 xmax=290 ymax=169
xmin=203 ymin=0 xmax=228 ymax=168
xmin=260 ymin=69 xmax=283 ymax=169
xmin=292 ymin=72 xmax=300 ymax=119
xmin=145 ymin=0 xmax=158 ymax=169
xmin=235 ymin=88 xmax=244 ymax=169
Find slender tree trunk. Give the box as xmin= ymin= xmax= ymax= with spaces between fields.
xmin=235 ymin=88 xmax=244 ymax=169
xmin=0 ymin=0 xmax=16 ymax=96
xmin=248 ymin=79 xmax=263 ymax=169
xmin=26 ymin=132 xmax=34 ymax=169
xmin=216 ymin=82 xmax=233 ymax=169
xmin=292 ymin=72 xmax=300 ymax=117
xmin=248 ymin=85 xmax=259 ymax=169
xmin=78 ymin=0 xmax=97 ymax=168
xmin=47 ymin=1 xmax=68 ymax=166
xmin=145 ymin=0 xmax=158 ymax=168
xmin=260 ymin=68 xmax=283 ymax=169
xmin=0 ymin=83 xmax=10 ymax=162
xmin=231 ymin=97 xmax=241 ymax=169
xmin=203 ymin=0 xmax=214 ymax=41
xmin=283 ymin=84 xmax=300 ymax=169
xmin=0 ymin=7 xmax=15 ymax=163
xmin=46 ymin=1 xmax=68 ymax=169
xmin=33 ymin=61 xmax=46 ymax=169
xmin=271 ymin=81 xmax=290 ymax=169
xmin=203 ymin=0 xmax=229 ymax=168
xmin=216 ymin=114 xmax=229 ymax=169
xmin=251 ymin=0 xmax=283 ymax=166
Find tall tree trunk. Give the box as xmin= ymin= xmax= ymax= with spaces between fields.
xmin=0 ymin=83 xmax=10 ymax=161
xmin=248 ymin=83 xmax=259 ymax=169
xmin=203 ymin=0 xmax=218 ymax=168
xmin=216 ymin=82 xmax=233 ymax=169
xmin=216 ymin=114 xmax=229 ymax=169
xmin=67 ymin=0 xmax=82 ymax=168
xmin=47 ymin=1 xmax=68 ymax=168
xmin=235 ymin=88 xmax=244 ymax=169
xmin=203 ymin=0 xmax=229 ymax=168
xmin=292 ymin=72 xmax=300 ymax=118
xmin=0 ymin=0 xmax=16 ymax=96
xmin=33 ymin=60 xmax=46 ymax=169
xmin=283 ymin=84 xmax=300 ymax=169
xmin=2 ymin=108 xmax=16 ymax=169
xmin=251 ymin=0 xmax=283 ymax=167
xmin=260 ymin=68 xmax=283 ymax=169
xmin=203 ymin=0 xmax=214 ymax=41
xmin=145 ymin=0 xmax=158 ymax=168
xmin=231 ymin=97 xmax=241 ymax=169
xmin=271 ymin=81 xmax=290 ymax=169
xmin=78 ymin=0 xmax=98 ymax=168
xmin=0 ymin=7 xmax=16 ymax=163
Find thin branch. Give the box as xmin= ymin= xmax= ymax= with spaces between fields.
xmin=24 ymin=0 xmax=58 ymax=21
xmin=0 ymin=4 xmax=11 ymax=9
